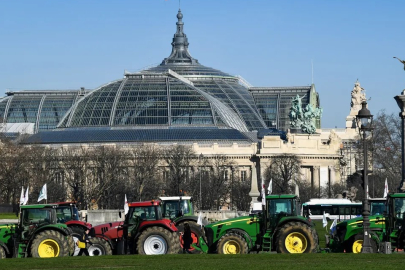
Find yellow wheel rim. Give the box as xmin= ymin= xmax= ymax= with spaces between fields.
xmin=38 ymin=239 xmax=60 ymax=258
xmin=352 ymin=239 xmax=363 ymax=253
xmin=285 ymin=232 xmax=308 ymax=253
xmin=223 ymin=240 xmax=240 ymax=254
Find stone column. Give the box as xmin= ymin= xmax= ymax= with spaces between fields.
xmin=329 ymin=165 xmax=336 ymax=185
xmin=312 ymin=166 xmax=320 ymax=196
xmin=249 ymin=156 xmax=260 ymax=208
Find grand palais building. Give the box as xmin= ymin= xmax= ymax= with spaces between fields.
xmin=0 ymin=10 xmax=360 ymax=206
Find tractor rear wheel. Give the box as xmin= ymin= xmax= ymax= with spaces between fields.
xmin=276 ymin=222 xmax=318 ymax=253
xmin=177 ymin=221 xmax=203 ymax=254
xmin=217 ymin=232 xmax=248 ymax=254
xmin=352 ymin=234 xmax=378 ymax=253
xmin=88 ymin=237 xmax=112 ymax=256
xmin=137 ymin=227 xmax=180 ymax=255
xmin=30 ymin=230 xmax=69 ymax=258
xmin=0 ymin=246 xmax=6 ymax=259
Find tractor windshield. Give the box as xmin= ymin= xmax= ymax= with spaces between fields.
xmin=370 ymin=201 xmax=386 ymax=215
xmin=22 ymin=208 xmax=54 ymax=226
xmin=394 ymin=198 xmax=405 ymax=219
xmin=268 ymin=199 xmax=295 ymax=216
xmin=162 ymin=201 xmax=189 ymax=219
xmin=56 ymin=205 xmax=80 ymax=222
xmin=128 ymin=206 xmax=161 ymax=223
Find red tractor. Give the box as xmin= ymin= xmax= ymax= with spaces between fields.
xmin=54 ymin=202 xmax=109 ymax=256
xmin=91 ymin=200 xmax=180 ymax=255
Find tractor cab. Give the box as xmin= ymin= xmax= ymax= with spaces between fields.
xmin=266 ymin=195 xmax=299 ymax=230
xmin=387 ymin=194 xmax=405 ymax=232
xmin=159 ymin=196 xmax=193 ymax=220
xmin=53 ymin=202 xmax=80 ymax=223
xmin=369 ymin=198 xmax=387 ymax=216
xmin=20 ymin=205 xmax=57 ymax=227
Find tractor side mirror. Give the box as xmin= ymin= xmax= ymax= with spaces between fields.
xmin=118 ymin=211 xmax=122 ymax=219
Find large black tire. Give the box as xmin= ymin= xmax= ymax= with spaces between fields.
xmin=177 ymin=221 xmax=203 ymax=254
xmin=351 ymin=234 xmax=378 ymax=253
xmin=136 ymin=227 xmax=180 ymax=255
xmin=30 ymin=230 xmax=70 ymax=258
xmin=67 ymin=235 xmax=75 ymax=256
xmin=276 ymin=222 xmax=318 ymax=253
xmin=0 ymin=246 xmax=6 ymax=259
xmin=88 ymin=237 xmax=113 ymax=256
xmin=217 ymin=232 xmax=248 ymax=254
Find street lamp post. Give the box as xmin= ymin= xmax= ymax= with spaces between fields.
xmin=356 ymin=101 xmax=374 ymax=253
xmin=199 ymin=153 xmax=204 ymax=209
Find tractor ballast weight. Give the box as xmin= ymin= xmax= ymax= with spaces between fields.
xmin=194 ymin=194 xmax=318 ymax=254
xmin=0 ymin=204 xmax=73 ymax=259
xmin=91 ymin=200 xmax=180 ymax=255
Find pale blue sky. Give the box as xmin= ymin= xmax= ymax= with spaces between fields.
xmin=0 ymin=0 xmax=404 ymax=128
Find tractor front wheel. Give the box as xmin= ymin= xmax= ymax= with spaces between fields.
xmin=30 ymin=230 xmax=69 ymax=258
xmin=177 ymin=221 xmax=203 ymax=254
xmin=137 ymin=227 xmax=180 ymax=255
xmin=217 ymin=232 xmax=248 ymax=254
xmin=352 ymin=234 xmax=378 ymax=253
xmin=88 ymin=237 xmax=112 ymax=256
xmin=276 ymin=222 xmax=318 ymax=253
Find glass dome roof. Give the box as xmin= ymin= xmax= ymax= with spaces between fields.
xmin=58 ymin=9 xmax=267 ymax=132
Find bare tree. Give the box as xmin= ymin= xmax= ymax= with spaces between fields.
xmin=163 ymin=145 xmax=195 ymax=196
xmin=263 ymin=154 xmax=302 ymax=194
xmin=126 ymin=145 xmax=162 ymax=202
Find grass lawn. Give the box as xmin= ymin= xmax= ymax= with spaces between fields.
xmin=0 ymin=213 xmax=17 ymax=219
xmin=0 ymin=253 xmax=404 ymax=270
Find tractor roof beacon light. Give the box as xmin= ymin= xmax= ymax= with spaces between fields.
xmin=356 ymin=100 xmax=374 ymax=253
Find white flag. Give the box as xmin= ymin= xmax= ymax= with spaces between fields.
xmin=383 ymin=178 xmax=388 ymax=198
xmin=37 ymin=184 xmax=47 ymax=202
xmin=330 ymin=218 xmax=338 ymax=234
xmin=23 ymin=186 xmax=29 ymax=205
xmin=268 ymin=179 xmax=272 ymax=195
xmin=124 ymin=194 xmax=129 ymax=215
xmin=295 ymin=183 xmax=300 ymax=197
xmin=197 ymin=211 xmax=203 ymax=228
xmin=19 ymin=187 xmax=25 ymax=205
xmin=322 ymin=211 xmax=327 ymax=228
xmin=261 ymin=179 xmax=266 ymax=207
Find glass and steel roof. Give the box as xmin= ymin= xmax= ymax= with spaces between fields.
xmin=58 ymin=9 xmax=266 ymax=132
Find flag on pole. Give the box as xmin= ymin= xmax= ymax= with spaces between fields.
xmin=197 ymin=211 xmax=203 ymax=228
xmin=268 ymin=179 xmax=272 ymax=195
xmin=37 ymin=184 xmax=47 ymax=202
xmin=322 ymin=211 xmax=327 ymax=228
xmin=124 ymin=194 xmax=129 ymax=215
xmin=383 ymin=178 xmax=389 ymax=198
xmin=261 ymin=179 xmax=266 ymax=207
xmin=23 ymin=186 xmax=29 ymax=205
xmin=19 ymin=187 xmax=25 ymax=205
xmin=330 ymin=218 xmax=338 ymax=235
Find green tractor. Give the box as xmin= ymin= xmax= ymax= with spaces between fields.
xmin=328 ymin=193 xmax=405 ymax=253
xmin=159 ymin=196 xmax=207 ymax=253
xmin=0 ymin=204 xmax=74 ymax=258
xmin=194 ymin=194 xmax=318 ymax=254
xmin=327 ymin=198 xmax=386 ymax=253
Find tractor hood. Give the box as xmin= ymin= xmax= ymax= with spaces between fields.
xmin=206 ymin=216 xmax=257 ymax=229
